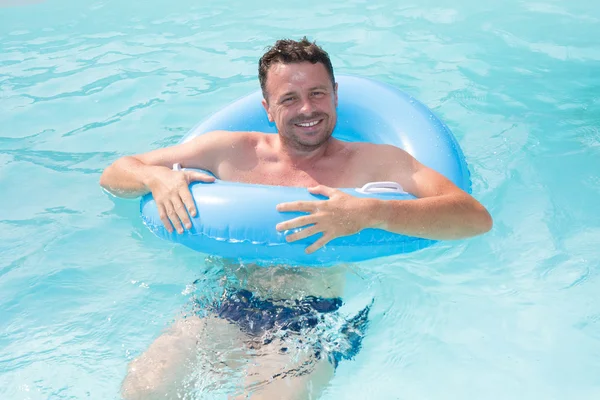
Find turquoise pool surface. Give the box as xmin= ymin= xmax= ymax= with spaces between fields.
xmin=1 ymin=0 xmax=599 ymax=398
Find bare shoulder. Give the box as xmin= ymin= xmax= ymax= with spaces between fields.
xmin=185 ymin=130 xmax=264 ymax=159
xmin=188 ymin=130 xmax=260 ymax=149
xmin=134 ymin=130 xmax=263 ymax=172
xmin=335 ymin=141 xmax=420 ymax=185
xmin=347 ymin=142 xmax=416 ymax=167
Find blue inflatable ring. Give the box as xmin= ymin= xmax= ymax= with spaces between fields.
xmin=140 ymin=75 xmax=471 ymax=266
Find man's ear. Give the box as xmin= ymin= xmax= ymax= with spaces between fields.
xmin=334 ymin=82 xmax=338 ymax=107
xmin=262 ymin=98 xmax=274 ymax=122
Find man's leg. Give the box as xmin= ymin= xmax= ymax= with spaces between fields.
xmin=121 ymin=315 xmax=247 ymax=400
xmin=237 ymin=300 xmax=373 ymax=400
xmin=234 ymin=338 xmax=335 ymax=400
xmin=120 ymin=297 xmax=370 ymax=399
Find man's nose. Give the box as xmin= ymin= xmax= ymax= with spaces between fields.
xmin=299 ymin=97 xmax=316 ymax=114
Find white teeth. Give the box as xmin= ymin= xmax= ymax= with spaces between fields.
xmin=297 ymin=120 xmax=319 ymax=127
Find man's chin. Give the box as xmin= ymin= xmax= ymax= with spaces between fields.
xmin=299 ymin=136 xmax=332 ymax=149
xmin=282 ymin=136 xmax=327 ymax=151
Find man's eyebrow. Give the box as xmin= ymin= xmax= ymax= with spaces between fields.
xmin=278 ymin=85 xmax=329 ymax=100
xmin=280 ymin=91 xmax=297 ymax=98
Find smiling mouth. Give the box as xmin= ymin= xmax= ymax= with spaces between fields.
xmin=294 ymin=119 xmax=323 ymax=128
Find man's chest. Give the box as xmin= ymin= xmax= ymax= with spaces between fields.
xmin=216 ymin=156 xmax=372 ymax=188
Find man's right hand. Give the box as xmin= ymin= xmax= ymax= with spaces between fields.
xmin=146 ymin=167 xmax=215 ymax=234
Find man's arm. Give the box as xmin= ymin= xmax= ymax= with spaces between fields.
xmin=365 ymin=182 xmax=492 ymax=240
xmin=276 ymin=146 xmax=492 ymax=253
xmin=99 ymin=130 xmax=231 ymax=198
xmin=366 ymin=146 xmax=492 ymax=239
xmin=99 ymin=130 xmax=245 ymax=233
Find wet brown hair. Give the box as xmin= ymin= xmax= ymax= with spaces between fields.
xmin=258 ymin=37 xmax=335 ymax=100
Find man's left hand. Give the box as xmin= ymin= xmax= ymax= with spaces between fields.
xmin=276 ymin=185 xmax=374 ymax=254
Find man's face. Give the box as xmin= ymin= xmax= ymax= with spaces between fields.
xmin=262 ymin=62 xmax=338 ymax=152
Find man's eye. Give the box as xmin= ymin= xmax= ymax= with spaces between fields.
xmin=283 ymin=97 xmax=294 ymax=103
xmin=312 ymin=91 xmax=325 ymax=97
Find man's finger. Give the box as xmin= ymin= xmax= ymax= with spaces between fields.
xmin=285 ymin=225 xmax=322 ymax=243
xmin=157 ymin=203 xmax=174 ymax=233
xmin=179 ymin=188 xmax=197 ymax=218
xmin=276 ymin=215 xmax=316 ymax=232
xmin=276 ymin=201 xmax=317 ymax=213
xmin=185 ymin=171 xmax=216 ymax=183
xmin=172 ymin=197 xmax=192 ymax=230
xmin=165 ymin=200 xmax=185 ymax=234
xmin=305 ymin=235 xmax=332 ymax=254
xmin=308 ymin=185 xmax=337 ymax=198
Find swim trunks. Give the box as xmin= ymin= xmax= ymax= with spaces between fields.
xmin=206 ymin=288 xmax=371 ymax=368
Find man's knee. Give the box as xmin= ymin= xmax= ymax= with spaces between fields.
xmin=121 ymin=357 xmax=164 ymax=400
xmin=120 ymin=317 xmax=205 ymax=399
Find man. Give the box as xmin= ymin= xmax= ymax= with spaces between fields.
xmin=101 ymin=38 xmax=492 ymax=399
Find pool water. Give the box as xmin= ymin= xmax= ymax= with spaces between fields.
xmin=1 ymin=0 xmax=600 ymax=398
